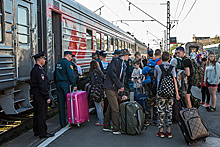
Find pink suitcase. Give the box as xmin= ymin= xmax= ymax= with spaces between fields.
xmin=66 ymin=91 xmax=89 ymax=126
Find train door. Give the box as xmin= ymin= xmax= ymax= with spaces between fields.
xmin=52 ymin=11 xmax=62 ymax=65
xmin=15 ymin=0 xmax=32 ymax=79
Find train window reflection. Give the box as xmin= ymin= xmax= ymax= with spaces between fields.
xmin=86 ymin=29 xmax=92 ymax=49
xmin=18 ymin=6 xmax=29 ymax=44
xmin=96 ymin=32 xmax=101 ymax=50
xmin=110 ymin=37 xmax=114 ymax=51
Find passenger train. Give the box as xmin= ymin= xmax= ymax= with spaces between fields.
xmin=0 ymin=0 xmax=147 ymax=114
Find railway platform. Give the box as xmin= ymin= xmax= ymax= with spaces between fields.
xmin=1 ymin=87 xmax=220 ymax=147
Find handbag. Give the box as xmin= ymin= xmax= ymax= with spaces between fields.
xmin=90 ymin=70 xmax=104 ymax=103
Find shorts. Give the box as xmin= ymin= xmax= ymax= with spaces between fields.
xmin=186 ymin=83 xmax=192 ymax=94
xmin=207 ymin=83 xmax=218 ymax=87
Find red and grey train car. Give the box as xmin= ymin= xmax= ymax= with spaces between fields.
xmin=0 ymin=0 xmax=147 ymax=115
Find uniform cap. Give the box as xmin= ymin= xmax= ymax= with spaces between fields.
xmin=95 ymin=50 xmax=100 ymax=55
xmin=64 ymin=51 xmax=73 ymax=55
xmin=99 ymin=50 xmax=107 ymax=57
xmin=90 ymin=53 xmax=96 ymax=57
xmin=112 ymin=50 xmax=121 ymax=55
xmin=119 ymin=49 xmax=131 ymax=56
xmin=32 ymin=51 xmax=46 ymax=59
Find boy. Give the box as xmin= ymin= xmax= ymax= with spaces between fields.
xmin=154 ymin=51 xmax=180 ymax=138
xmin=131 ymin=61 xmax=142 ymax=97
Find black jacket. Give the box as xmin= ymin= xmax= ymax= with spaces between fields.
xmin=103 ymin=57 xmax=125 ymax=91
xmin=90 ymin=69 xmax=104 ymax=86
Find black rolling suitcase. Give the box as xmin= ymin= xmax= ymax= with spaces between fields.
xmin=175 ymin=98 xmax=209 ymax=145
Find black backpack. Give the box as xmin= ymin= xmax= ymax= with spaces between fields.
xmin=157 ymin=64 xmax=175 ymax=98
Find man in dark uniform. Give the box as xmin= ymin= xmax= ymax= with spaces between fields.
xmin=54 ymin=51 xmax=77 ymax=127
xmin=125 ymin=56 xmax=133 ymax=89
xmin=30 ymin=51 xmax=54 ymax=139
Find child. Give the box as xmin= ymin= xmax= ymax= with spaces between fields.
xmin=200 ymin=58 xmax=210 ymax=107
xmin=90 ymin=60 xmax=104 ymax=126
xmin=154 ymin=51 xmax=180 ymax=139
xmin=131 ymin=61 xmax=142 ymax=97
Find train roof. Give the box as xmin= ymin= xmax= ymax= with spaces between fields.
xmin=64 ymin=0 xmax=142 ymax=42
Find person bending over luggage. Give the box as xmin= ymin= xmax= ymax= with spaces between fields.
xmin=132 ymin=61 xmax=142 ymax=97
xmin=90 ymin=60 xmax=105 ymax=126
xmin=154 ymin=51 xmax=180 ymax=139
xmin=204 ymin=51 xmax=220 ymax=112
xmin=103 ymin=49 xmax=130 ymax=135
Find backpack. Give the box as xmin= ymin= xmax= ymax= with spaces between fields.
xmin=189 ymin=59 xmax=204 ymax=87
xmin=158 ymin=64 xmax=175 ymax=98
xmin=146 ymin=58 xmax=161 ymax=96
xmin=176 ymin=57 xmax=182 ymax=70
xmin=120 ymin=101 xmax=145 ymax=135
xmin=90 ymin=70 xmax=104 ymax=102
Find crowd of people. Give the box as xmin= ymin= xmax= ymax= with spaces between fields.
xmin=30 ymin=46 xmax=220 ymax=139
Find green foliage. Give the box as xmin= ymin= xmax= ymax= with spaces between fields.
xmin=214 ymin=35 xmax=220 ymax=44
xmin=170 ymin=43 xmax=183 ymax=54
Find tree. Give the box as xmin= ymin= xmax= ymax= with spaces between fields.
xmin=170 ymin=43 xmax=183 ymax=54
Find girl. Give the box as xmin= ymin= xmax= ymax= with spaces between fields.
xmin=200 ymin=58 xmax=210 ymax=107
xmin=204 ymin=51 xmax=220 ymax=112
xmin=90 ymin=60 xmax=105 ymax=125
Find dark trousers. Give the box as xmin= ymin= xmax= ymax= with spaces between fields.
xmin=201 ymin=86 xmax=210 ymax=104
xmin=33 ymin=94 xmax=48 ymax=137
xmin=104 ymin=89 xmax=120 ymax=132
xmin=56 ymin=82 xmax=69 ymax=127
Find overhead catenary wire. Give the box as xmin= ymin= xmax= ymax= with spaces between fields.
xmin=174 ymin=0 xmax=181 ymax=18
xmin=99 ymin=0 xmax=121 ymax=19
xmin=181 ymin=0 xmax=198 ymax=23
xmin=177 ymin=0 xmax=186 ymax=19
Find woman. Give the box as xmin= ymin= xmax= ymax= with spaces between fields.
xmin=90 ymin=60 xmax=105 ymax=125
xmin=200 ymin=58 xmax=210 ymax=107
xmin=204 ymin=51 xmax=220 ymax=112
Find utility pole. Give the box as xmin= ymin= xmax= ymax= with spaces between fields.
xmin=167 ymin=1 xmax=170 ymax=52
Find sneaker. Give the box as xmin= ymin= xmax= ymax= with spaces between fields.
xmin=103 ymin=128 xmax=112 ymax=132
xmin=95 ymin=121 xmax=104 ymax=126
xmin=156 ymin=131 xmax=165 ymax=138
xmin=200 ymin=102 xmax=205 ymax=105
xmin=113 ymin=131 xmax=121 ymax=135
xmin=203 ymin=103 xmax=210 ymax=107
xmin=207 ymin=106 xmax=216 ymax=112
xmin=165 ymin=131 xmax=173 ymax=139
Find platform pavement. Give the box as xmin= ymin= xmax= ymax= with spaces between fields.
xmin=2 ymin=87 xmax=220 ymax=147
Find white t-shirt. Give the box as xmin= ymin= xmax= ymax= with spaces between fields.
xmin=132 ymin=68 xmax=142 ymax=88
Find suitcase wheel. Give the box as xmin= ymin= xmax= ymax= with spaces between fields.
xmin=77 ymin=124 xmax=80 ymax=127
xmin=88 ymin=119 xmax=90 ymax=122
xmin=203 ymin=139 xmax=206 ymax=142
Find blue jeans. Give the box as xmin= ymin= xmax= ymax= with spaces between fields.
xmin=94 ymin=101 xmax=104 ymax=122
xmin=134 ymin=88 xmax=141 ymax=97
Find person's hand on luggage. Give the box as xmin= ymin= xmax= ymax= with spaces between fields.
xmin=119 ymin=87 xmax=124 ymax=92
xmin=74 ymin=87 xmax=77 ymax=91
xmin=176 ymin=94 xmax=180 ymax=100
xmin=137 ymin=79 xmax=141 ymax=84
xmin=47 ymin=99 xmax=51 ymax=104
xmin=122 ymin=95 xmax=128 ymax=100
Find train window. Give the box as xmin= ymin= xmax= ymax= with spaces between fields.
xmin=17 ymin=6 xmax=29 ymax=44
xmin=86 ymin=29 xmax=92 ymax=50
xmin=110 ymin=37 xmax=114 ymax=51
xmin=0 ymin=0 xmax=3 ymax=42
xmin=119 ymin=40 xmax=122 ymax=49
xmin=115 ymin=39 xmax=118 ymax=50
xmin=96 ymin=32 xmax=101 ymax=50
xmin=125 ymin=42 xmax=128 ymax=49
xmin=104 ymin=35 xmax=108 ymax=51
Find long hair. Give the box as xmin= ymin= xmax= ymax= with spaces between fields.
xmin=89 ymin=60 xmax=103 ymax=75
xmin=207 ymin=51 xmax=216 ymax=66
